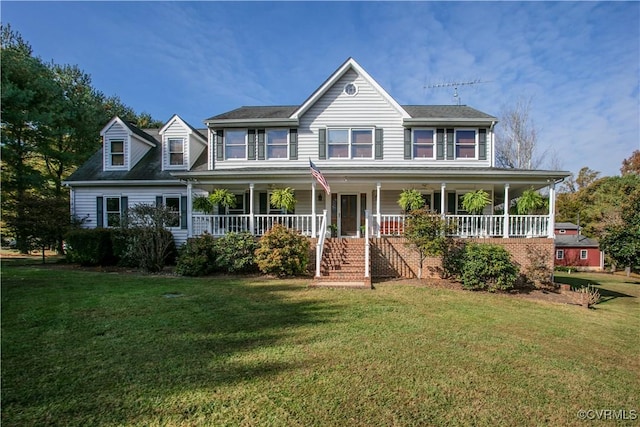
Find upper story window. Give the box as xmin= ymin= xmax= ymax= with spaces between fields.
xmin=455 ymin=130 xmax=477 ymax=159
xmin=267 ymin=129 xmax=288 ymax=159
xmin=168 ymin=138 xmax=184 ymax=166
xmin=328 ymin=128 xmax=373 ymax=159
xmin=413 ymin=129 xmax=435 ymax=158
xmin=110 ymin=140 xmax=125 ymax=166
xmin=225 ymin=130 xmax=247 ymax=160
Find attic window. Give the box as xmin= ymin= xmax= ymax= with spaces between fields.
xmin=344 ymin=83 xmax=358 ymax=96
xmin=110 ymin=140 xmax=124 ymax=166
xmin=168 ymin=138 xmax=184 ymax=166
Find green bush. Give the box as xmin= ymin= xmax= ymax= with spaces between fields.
xmin=255 ymin=225 xmax=310 ymax=277
xmin=175 ymin=234 xmax=218 ymax=276
xmin=460 ymin=243 xmax=519 ymax=292
xmin=65 ymin=228 xmax=116 ymax=266
xmin=441 ymin=240 xmax=466 ymax=279
xmin=216 ymin=232 xmax=258 ymax=273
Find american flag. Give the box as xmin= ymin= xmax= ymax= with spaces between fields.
xmin=309 ymin=159 xmax=331 ymax=195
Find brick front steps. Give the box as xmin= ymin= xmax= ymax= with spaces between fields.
xmin=312 ymin=238 xmax=371 ymax=289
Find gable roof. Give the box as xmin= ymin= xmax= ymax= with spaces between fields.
xmin=555 ymin=222 xmax=580 ymax=230
xmin=291 ymin=57 xmax=410 ymax=120
xmin=160 ymin=114 xmax=207 ymax=143
xmin=65 ymin=129 xmax=178 ymax=184
xmin=101 ymin=116 xmax=157 ymax=147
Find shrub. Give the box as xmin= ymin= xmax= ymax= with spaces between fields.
xmin=524 ymin=245 xmax=554 ymax=289
xmin=460 ymin=243 xmax=519 ymax=292
xmin=216 ymin=232 xmax=258 ymax=273
xmin=574 ymin=285 xmax=601 ymax=307
xmin=65 ymin=228 xmax=115 ymax=266
xmin=122 ymin=204 xmax=177 ymax=273
xmin=441 ymin=240 xmax=466 ymax=279
xmin=255 ymin=224 xmax=310 ymax=276
xmin=175 ymin=233 xmax=218 ymax=276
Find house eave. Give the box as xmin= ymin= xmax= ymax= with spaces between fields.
xmin=403 ymin=118 xmax=496 ymax=127
xmin=205 ymin=118 xmax=299 ymax=128
xmin=64 ymin=179 xmax=183 ymax=187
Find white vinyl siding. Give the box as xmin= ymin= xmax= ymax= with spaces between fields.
xmin=103 ymin=122 xmax=129 ymax=170
xmin=72 ymin=186 xmax=189 ymax=246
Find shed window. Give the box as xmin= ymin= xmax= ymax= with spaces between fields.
xmin=580 ymin=250 xmax=588 ymax=260
xmin=556 ymin=249 xmax=564 ymax=260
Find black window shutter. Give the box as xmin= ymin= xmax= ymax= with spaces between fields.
xmin=96 ymin=197 xmax=103 ymax=228
xmin=259 ymin=192 xmax=268 ymax=214
xmin=318 ymin=128 xmax=326 ymax=160
xmin=433 ymin=193 xmax=441 ymax=214
xmin=446 ymin=129 xmax=454 ymax=160
xmin=289 ymin=129 xmax=298 ymax=160
xmin=121 ymin=196 xmax=128 ymax=225
xmin=181 ymin=195 xmax=187 ymax=229
xmin=375 ymin=128 xmax=383 ymax=159
xmin=156 ymin=196 xmax=163 ymax=207
xmin=436 ymin=129 xmax=445 ymax=160
xmin=247 ymin=129 xmax=256 ymax=160
xmin=244 ymin=193 xmax=250 ymax=214
xmin=479 ymin=129 xmax=487 ymax=160
xmin=257 ymin=129 xmax=265 ymax=160
xmin=447 ymin=192 xmax=456 ymax=214
xmin=216 ymin=130 xmax=224 ymax=161
xmin=404 ymin=128 xmax=412 ymax=159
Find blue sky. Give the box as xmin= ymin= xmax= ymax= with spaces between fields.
xmin=3 ymin=1 xmax=639 ymax=177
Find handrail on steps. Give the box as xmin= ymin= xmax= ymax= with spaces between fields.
xmin=315 ymin=210 xmax=327 ymax=278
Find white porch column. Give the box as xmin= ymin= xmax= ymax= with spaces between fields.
xmin=249 ymin=183 xmax=255 ymax=235
xmin=376 ymin=182 xmax=382 ymax=238
xmin=311 ymin=181 xmax=317 ymax=237
xmin=548 ymin=181 xmax=556 ymax=238
xmin=187 ymin=181 xmax=193 ymax=238
xmin=440 ymin=182 xmax=446 ymax=218
xmin=503 ymin=183 xmax=510 ymax=238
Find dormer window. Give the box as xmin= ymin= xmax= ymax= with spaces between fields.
xmin=110 ymin=140 xmax=125 ymax=166
xmin=168 ymin=138 xmax=184 ymax=166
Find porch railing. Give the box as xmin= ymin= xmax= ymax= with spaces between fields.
xmin=192 ymin=214 xmax=322 ymax=237
xmin=192 ymin=213 xmax=551 ymax=239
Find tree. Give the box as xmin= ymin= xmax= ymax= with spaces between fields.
xmin=621 ymin=150 xmax=640 ymax=176
xmin=600 ymin=182 xmax=640 ymax=275
xmin=560 ymin=167 xmax=600 ymax=193
xmin=495 ymin=97 xmax=544 ymax=169
xmin=403 ymin=208 xmax=452 ymax=279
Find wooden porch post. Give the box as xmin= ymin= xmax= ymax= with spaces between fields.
xmin=311 ymin=181 xmax=317 ymax=237
xmin=548 ymin=181 xmax=556 ymax=238
xmin=249 ymin=183 xmax=255 ymax=235
xmin=503 ymin=183 xmax=510 ymax=238
xmin=376 ymin=182 xmax=381 ymax=238
xmin=440 ymin=182 xmax=446 ymax=218
xmin=187 ymin=181 xmax=193 ymax=238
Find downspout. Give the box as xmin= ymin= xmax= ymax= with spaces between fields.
xmin=489 ymin=120 xmax=497 ymax=168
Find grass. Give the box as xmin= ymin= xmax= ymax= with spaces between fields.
xmin=2 ymin=263 xmax=639 ymax=426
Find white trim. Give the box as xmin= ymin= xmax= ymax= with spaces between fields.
xmin=166 ymin=137 xmax=186 ymax=169
xmin=162 ymin=194 xmax=182 ymax=229
xmin=556 ymin=249 xmax=564 ymax=260
xmin=580 ymin=249 xmax=588 ymax=260
xmin=454 ymin=128 xmax=478 ymax=160
xmin=104 ymin=195 xmax=122 ymax=228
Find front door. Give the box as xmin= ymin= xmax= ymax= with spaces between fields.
xmin=340 ymin=195 xmax=358 ymax=236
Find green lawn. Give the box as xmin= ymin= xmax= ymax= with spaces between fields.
xmin=2 ymin=265 xmax=639 ymax=426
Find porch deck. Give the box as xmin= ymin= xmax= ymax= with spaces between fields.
xmin=191 ymin=213 xmax=550 ymax=239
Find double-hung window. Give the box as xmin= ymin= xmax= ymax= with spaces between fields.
xmin=168 ymin=138 xmax=184 ymax=166
xmin=556 ymin=249 xmax=564 ymax=260
xmin=225 ymin=130 xmax=247 ymax=159
xmin=267 ymin=129 xmax=288 ymax=159
xmin=580 ymin=250 xmax=588 ymax=260
xmin=110 ymin=140 xmax=124 ymax=166
xmin=455 ymin=130 xmax=477 ymax=159
xmin=164 ymin=196 xmax=181 ymax=227
xmin=413 ymin=129 xmax=435 ymax=158
xmin=105 ymin=197 xmax=121 ymax=227
xmin=327 ymin=128 xmax=373 ymax=159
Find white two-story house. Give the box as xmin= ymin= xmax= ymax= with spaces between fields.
xmin=65 ymin=58 xmax=569 ymax=285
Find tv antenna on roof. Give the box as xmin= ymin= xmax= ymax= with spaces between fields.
xmin=425 ymin=79 xmax=490 ymax=105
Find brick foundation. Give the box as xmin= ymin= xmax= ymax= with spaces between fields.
xmin=370 ymin=237 xmax=554 ymax=280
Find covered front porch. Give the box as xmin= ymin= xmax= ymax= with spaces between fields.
xmin=180 ymin=169 xmax=560 ymax=240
